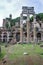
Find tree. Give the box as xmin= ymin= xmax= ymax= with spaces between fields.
xmin=36 ymin=13 xmax=43 ymax=21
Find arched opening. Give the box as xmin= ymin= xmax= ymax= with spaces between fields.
xmin=37 ymin=33 xmax=41 ymax=42
xmin=3 ymin=32 xmax=7 ymax=42
xmin=16 ymin=32 xmax=20 ymax=42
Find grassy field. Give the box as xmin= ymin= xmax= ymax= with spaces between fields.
xmin=1 ymin=43 xmax=43 ymax=59
xmin=0 ymin=43 xmax=43 ymax=65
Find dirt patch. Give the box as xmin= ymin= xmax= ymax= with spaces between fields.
xmin=0 ymin=55 xmax=43 ymax=65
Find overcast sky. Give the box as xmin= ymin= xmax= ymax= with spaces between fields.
xmin=0 ymin=0 xmax=43 ymax=26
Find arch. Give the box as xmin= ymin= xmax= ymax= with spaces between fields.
xmin=16 ymin=32 xmax=20 ymax=42
xmin=3 ymin=32 xmax=7 ymax=42
xmin=37 ymin=33 xmax=41 ymax=41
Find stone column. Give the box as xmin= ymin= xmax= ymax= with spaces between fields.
xmin=20 ymin=13 xmax=23 ymax=43
xmin=27 ymin=14 xmax=30 ymax=43
xmin=33 ymin=15 xmax=36 ymax=43
xmin=34 ymin=25 xmax=36 ymax=43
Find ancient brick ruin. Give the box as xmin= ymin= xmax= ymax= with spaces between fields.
xmin=0 ymin=6 xmax=43 ymax=44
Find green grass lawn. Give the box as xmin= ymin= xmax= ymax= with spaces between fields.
xmin=0 ymin=43 xmax=43 ymax=60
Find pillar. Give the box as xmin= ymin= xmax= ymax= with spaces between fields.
xmin=33 ymin=15 xmax=36 ymax=43
xmin=20 ymin=13 xmax=23 ymax=43
xmin=27 ymin=14 xmax=30 ymax=43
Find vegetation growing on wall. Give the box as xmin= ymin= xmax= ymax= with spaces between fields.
xmin=5 ymin=13 xmax=43 ymax=29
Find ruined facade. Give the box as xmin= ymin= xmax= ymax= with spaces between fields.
xmin=0 ymin=6 xmax=43 ymax=44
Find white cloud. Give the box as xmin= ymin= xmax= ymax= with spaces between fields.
xmin=0 ymin=0 xmax=43 ymax=27
xmin=0 ymin=0 xmax=21 ymax=27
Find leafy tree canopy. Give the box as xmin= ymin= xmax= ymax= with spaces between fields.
xmin=36 ymin=13 xmax=43 ymax=21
